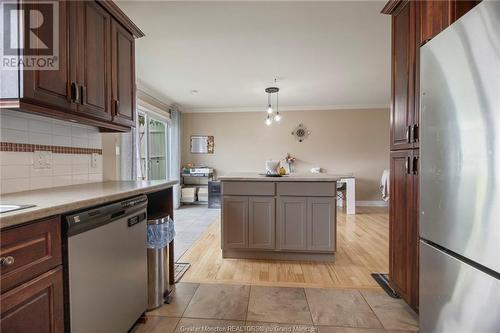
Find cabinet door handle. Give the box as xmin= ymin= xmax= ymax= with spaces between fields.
xmin=113 ymin=99 xmax=120 ymax=116
xmin=413 ymin=124 xmax=419 ymax=142
xmin=0 ymin=256 xmax=15 ymax=267
xmin=413 ymin=156 xmax=419 ymax=175
xmin=405 ymin=156 xmax=411 ymax=174
xmin=71 ymin=82 xmax=80 ymax=103
xmin=80 ymin=85 xmax=87 ymax=105
xmin=406 ymin=125 xmax=412 ymax=143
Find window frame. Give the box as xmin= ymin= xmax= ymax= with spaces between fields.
xmin=136 ymin=105 xmax=171 ymax=181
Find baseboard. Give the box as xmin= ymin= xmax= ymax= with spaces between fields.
xmin=355 ymin=200 xmax=388 ymax=207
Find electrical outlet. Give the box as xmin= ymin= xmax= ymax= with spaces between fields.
xmin=34 ymin=151 xmax=52 ymax=169
xmin=91 ymin=153 xmax=99 ymax=169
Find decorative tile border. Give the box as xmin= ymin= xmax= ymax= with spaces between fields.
xmin=0 ymin=142 xmax=102 ymax=155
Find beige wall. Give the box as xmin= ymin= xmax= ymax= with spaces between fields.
xmin=182 ymin=109 xmax=389 ymax=202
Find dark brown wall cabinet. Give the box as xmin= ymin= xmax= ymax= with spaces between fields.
xmin=420 ymin=1 xmax=480 ymax=45
xmin=389 ymin=0 xmax=418 ymax=151
xmin=111 ymin=19 xmax=136 ymax=127
xmin=0 ymin=217 xmax=64 ymax=333
xmin=389 ymin=150 xmax=419 ymax=310
xmin=382 ymin=0 xmax=478 ymax=311
xmin=0 ymin=0 xmax=144 ymax=132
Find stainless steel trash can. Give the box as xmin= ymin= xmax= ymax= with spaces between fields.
xmin=147 ymin=217 xmax=171 ymax=310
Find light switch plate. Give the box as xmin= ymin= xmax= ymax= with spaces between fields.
xmin=34 ymin=151 xmax=52 ymax=169
xmin=91 ymin=153 xmax=99 ymax=168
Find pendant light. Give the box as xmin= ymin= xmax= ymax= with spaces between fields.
xmin=274 ymin=90 xmax=281 ymax=122
xmin=264 ymin=78 xmax=281 ymax=125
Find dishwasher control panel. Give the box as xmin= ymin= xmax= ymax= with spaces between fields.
xmin=65 ymin=195 xmax=148 ymax=236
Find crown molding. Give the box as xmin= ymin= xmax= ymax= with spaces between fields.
xmin=182 ymin=104 xmax=389 ymax=113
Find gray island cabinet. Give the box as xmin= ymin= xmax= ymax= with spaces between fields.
xmin=219 ymin=173 xmax=339 ymax=261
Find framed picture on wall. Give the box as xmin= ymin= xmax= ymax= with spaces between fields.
xmin=190 ymin=135 xmax=214 ymax=154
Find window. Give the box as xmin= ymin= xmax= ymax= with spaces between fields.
xmin=137 ymin=110 xmax=170 ymax=180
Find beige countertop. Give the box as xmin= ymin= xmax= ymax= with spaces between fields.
xmin=0 ymin=180 xmax=178 ymax=229
xmin=218 ymin=172 xmax=351 ymax=182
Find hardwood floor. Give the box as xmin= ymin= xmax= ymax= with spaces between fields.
xmin=179 ymin=206 xmax=388 ymax=289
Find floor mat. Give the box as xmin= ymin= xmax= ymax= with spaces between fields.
xmin=371 ymin=273 xmax=400 ymax=298
xmin=174 ymin=262 xmax=191 ymax=283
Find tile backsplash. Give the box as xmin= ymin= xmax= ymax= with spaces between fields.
xmin=0 ymin=110 xmax=103 ymax=194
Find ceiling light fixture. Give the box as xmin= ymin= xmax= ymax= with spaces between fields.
xmin=264 ymin=78 xmax=281 ymax=125
xmin=265 ymin=114 xmax=272 ymax=126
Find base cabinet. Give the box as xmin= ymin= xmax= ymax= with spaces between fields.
xmin=277 ymin=197 xmax=307 ymax=251
xmin=222 ymin=196 xmax=249 ymax=249
xmin=389 ymin=149 xmax=419 ymax=311
xmin=248 ymin=197 xmax=275 ymax=249
xmin=0 ymin=217 xmax=63 ymax=333
xmin=307 ymin=197 xmax=336 ymax=252
xmin=221 ymin=180 xmax=337 ymax=260
xmin=0 ymin=268 xmax=64 ymax=333
xmin=278 ymin=197 xmax=336 ymax=252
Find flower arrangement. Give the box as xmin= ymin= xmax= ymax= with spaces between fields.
xmin=285 ymin=153 xmax=296 ymax=173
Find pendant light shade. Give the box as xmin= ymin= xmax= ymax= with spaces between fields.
xmin=265 ymin=114 xmax=272 ymax=126
xmin=274 ymin=112 xmax=281 ymax=122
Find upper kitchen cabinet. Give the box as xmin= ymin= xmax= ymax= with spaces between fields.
xmin=383 ymin=0 xmax=418 ymax=150
xmin=111 ymin=19 xmax=136 ymax=127
xmin=19 ymin=1 xmax=75 ymax=114
xmin=73 ymin=1 xmax=112 ymax=122
xmin=419 ymin=1 xmax=480 ymax=45
xmin=0 ymin=0 xmax=144 ymax=132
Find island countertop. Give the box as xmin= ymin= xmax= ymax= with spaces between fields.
xmin=218 ymin=172 xmax=351 ymax=182
xmin=0 ymin=180 xmax=178 ymax=229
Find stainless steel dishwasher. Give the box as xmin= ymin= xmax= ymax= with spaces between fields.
xmin=65 ymin=195 xmax=148 ymax=333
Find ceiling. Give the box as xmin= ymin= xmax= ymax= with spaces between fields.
xmin=117 ymin=1 xmax=391 ymax=112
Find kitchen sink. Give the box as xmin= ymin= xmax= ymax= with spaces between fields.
xmin=0 ymin=204 xmax=36 ymax=214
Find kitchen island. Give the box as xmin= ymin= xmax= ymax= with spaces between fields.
xmin=219 ymin=173 xmax=340 ymax=261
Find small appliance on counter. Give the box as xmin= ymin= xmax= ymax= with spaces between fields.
xmin=180 ymin=166 xmax=214 ymax=205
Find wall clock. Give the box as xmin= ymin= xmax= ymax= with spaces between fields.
xmin=292 ymin=124 xmax=311 ymax=142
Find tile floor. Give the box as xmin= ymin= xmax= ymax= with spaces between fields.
xmin=173 ymin=206 xmax=220 ymax=261
xmin=132 ymin=283 xmax=419 ymax=333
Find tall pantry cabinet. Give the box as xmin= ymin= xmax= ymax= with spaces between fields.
xmin=381 ymin=0 xmax=479 ymax=311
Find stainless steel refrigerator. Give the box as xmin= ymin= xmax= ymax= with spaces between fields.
xmin=420 ymin=1 xmax=500 ymax=332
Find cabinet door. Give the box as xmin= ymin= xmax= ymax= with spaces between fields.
xmin=389 ymin=150 xmax=418 ymax=309
xmin=419 ymin=0 xmax=479 ymax=45
xmin=0 ymin=267 xmax=64 ymax=333
xmin=23 ymin=0 xmax=75 ymax=112
xmin=390 ymin=1 xmax=417 ymax=150
xmin=111 ymin=19 xmax=135 ymax=127
xmin=248 ymin=197 xmax=275 ymax=250
xmin=75 ymin=1 xmax=111 ymax=121
xmin=222 ymin=196 xmax=248 ymax=249
xmin=278 ymin=197 xmax=307 ymax=251
xmin=307 ymin=197 xmax=336 ymax=252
